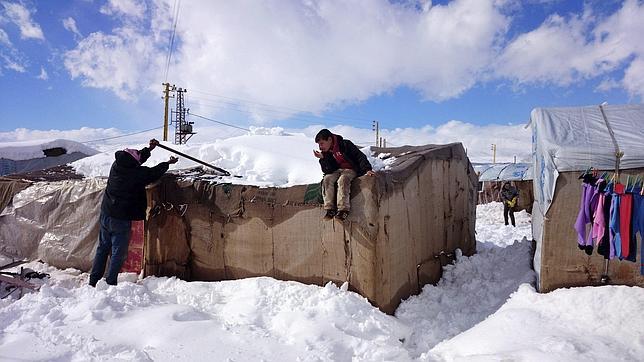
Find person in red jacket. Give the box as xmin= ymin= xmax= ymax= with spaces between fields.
xmin=314 ymin=129 xmax=375 ymax=220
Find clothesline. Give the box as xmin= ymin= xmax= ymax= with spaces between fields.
xmin=574 ymin=171 xmax=644 ymax=278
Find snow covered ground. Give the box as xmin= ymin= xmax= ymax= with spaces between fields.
xmin=1 ymin=202 xmax=642 ymax=361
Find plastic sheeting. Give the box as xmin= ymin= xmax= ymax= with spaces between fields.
xmin=473 ymin=163 xmax=533 ymax=182
xmin=0 ymin=178 xmax=106 ymax=271
xmin=531 ymin=104 xmax=644 ymax=217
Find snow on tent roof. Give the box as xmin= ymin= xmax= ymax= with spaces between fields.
xmin=531 ymin=103 xmax=644 ymax=216
xmin=0 ymin=139 xmax=98 ymax=161
xmin=473 ymin=163 xmax=533 ymax=182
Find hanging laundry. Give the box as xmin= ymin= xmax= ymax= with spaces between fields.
xmin=609 ymin=186 xmax=622 ymax=259
xmin=630 ymin=192 xmax=644 ymax=273
xmin=574 ymin=175 xmax=599 ymax=255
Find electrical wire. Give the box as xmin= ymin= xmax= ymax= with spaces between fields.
xmin=163 ymin=0 xmax=181 ymax=82
xmin=189 ymin=89 xmax=374 ymax=126
xmin=187 ymin=95 xmax=353 ymax=127
xmin=80 ymin=126 xmax=164 ymax=144
xmin=188 ymin=112 xmax=250 ymax=132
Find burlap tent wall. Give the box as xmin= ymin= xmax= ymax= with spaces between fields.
xmin=144 ymin=143 xmax=477 ymax=314
xmin=531 ymin=104 xmax=644 ymax=292
xmin=537 ymin=169 xmax=644 ymax=291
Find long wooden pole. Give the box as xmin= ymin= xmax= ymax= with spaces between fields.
xmin=156 ymin=143 xmax=231 ymax=176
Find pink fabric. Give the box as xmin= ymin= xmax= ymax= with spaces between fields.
xmin=592 ymin=192 xmax=606 ymax=246
xmin=124 ymin=148 xmax=141 ymax=164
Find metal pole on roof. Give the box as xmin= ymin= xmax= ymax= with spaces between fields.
xmin=491 ymin=144 xmax=497 ymax=163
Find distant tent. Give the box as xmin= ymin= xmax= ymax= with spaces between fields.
xmin=530 ymin=104 xmax=644 ymax=292
xmin=0 ymin=139 xmax=97 ymax=176
xmin=473 ymin=162 xmax=534 ymax=212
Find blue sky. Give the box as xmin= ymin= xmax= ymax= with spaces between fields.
xmin=0 ymin=0 xmax=642 ymax=135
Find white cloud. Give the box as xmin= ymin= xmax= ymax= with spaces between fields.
xmin=65 ymin=0 xmax=509 ymax=110
xmin=63 ymin=0 xmax=644 ymax=117
xmin=1 ymin=53 xmax=26 ymax=72
xmin=496 ymin=0 xmax=644 ymax=99
xmin=595 ymin=78 xmax=620 ymax=93
xmin=0 ymin=127 xmax=125 ymax=146
xmin=62 ymin=17 xmax=82 ymax=38
xmin=279 ymin=121 xmax=530 ymax=163
xmin=1 ymin=2 xmax=44 ymax=40
xmin=0 ymin=28 xmax=11 ymax=45
xmin=622 ymin=58 xmax=644 ymax=100
xmin=593 ymin=0 xmax=644 ymax=99
xmin=37 ymin=66 xmax=47 ymax=80
xmin=64 ymin=27 xmax=160 ymax=99
xmin=100 ymin=0 xmax=146 ymax=19
xmin=0 ymin=121 xmax=531 ymax=163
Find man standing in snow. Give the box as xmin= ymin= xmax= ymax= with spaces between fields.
xmin=501 ymin=181 xmax=519 ymax=227
xmin=314 ymin=129 xmax=375 ymax=220
xmin=89 ymin=139 xmax=178 ymax=287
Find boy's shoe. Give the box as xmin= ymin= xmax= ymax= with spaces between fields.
xmin=335 ymin=210 xmax=349 ymax=220
xmin=323 ymin=209 xmax=337 ymax=220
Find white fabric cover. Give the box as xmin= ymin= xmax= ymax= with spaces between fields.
xmin=531 ymin=104 xmax=644 ymax=216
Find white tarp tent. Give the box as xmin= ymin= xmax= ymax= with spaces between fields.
xmin=530 ymin=103 xmax=644 ymax=288
xmin=531 ymin=104 xmax=644 ymax=217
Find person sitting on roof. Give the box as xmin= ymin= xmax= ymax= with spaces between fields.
xmin=501 ymin=181 xmax=519 ymax=227
xmin=89 ymin=139 xmax=178 ymax=287
xmin=313 ymin=129 xmax=375 ymax=220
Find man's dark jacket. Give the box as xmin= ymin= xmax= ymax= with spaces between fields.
xmin=100 ymin=147 xmax=169 ymax=220
xmin=318 ymin=135 xmax=372 ymax=177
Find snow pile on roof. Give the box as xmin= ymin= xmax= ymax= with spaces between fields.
xmin=71 ymin=130 xmax=392 ymax=187
xmin=0 ymin=139 xmax=98 ymax=161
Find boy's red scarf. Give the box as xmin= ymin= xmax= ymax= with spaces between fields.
xmin=332 ymin=135 xmax=353 ymax=169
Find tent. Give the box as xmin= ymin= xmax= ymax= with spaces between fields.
xmin=0 ymin=143 xmax=478 ymax=314
xmin=530 ymin=104 xmax=644 ymax=292
xmin=473 ymin=163 xmax=533 ymax=212
xmin=0 ymin=168 xmax=104 ymax=271
xmin=144 ymin=143 xmax=478 ymax=313
xmin=0 ymin=139 xmax=97 ymax=177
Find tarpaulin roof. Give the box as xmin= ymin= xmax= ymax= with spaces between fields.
xmin=473 ymin=163 xmax=533 ymax=182
xmin=531 ymin=104 xmax=644 ymax=217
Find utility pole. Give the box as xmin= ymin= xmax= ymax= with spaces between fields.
xmin=491 ymin=144 xmax=497 ymax=164
xmin=162 ymin=83 xmax=176 ymax=141
xmin=174 ymin=87 xmax=195 ymax=145
xmin=372 ymin=120 xmax=379 ymax=147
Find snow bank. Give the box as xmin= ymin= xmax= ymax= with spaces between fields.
xmin=429 ymin=284 xmax=644 ymax=361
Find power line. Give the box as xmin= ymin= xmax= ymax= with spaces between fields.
xmin=189 ymin=89 xmax=374 ymax=125
xmin=80 ymin=126 xmax=164 ymax=144
xmin=188 ymin=112 xmax=251 ymax=132
xmin=163 ymin=0 xmax=181 ymax=82
xmin=187 ymin=95 xmax=355 ymax=127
